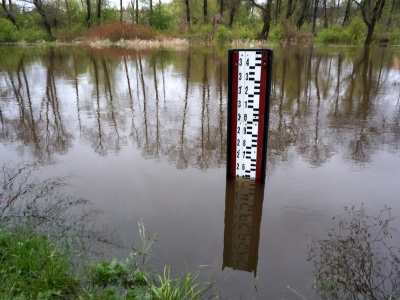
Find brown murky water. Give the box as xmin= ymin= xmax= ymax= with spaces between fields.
xmin=1 ymin=45 xmax=400 ymax=299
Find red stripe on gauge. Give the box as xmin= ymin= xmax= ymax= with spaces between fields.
xmin=230 ymin=51 xmax=239 ymax=178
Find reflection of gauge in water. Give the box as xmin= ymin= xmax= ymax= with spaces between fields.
xmin=227 ymin=49 xmax=273 ymax=182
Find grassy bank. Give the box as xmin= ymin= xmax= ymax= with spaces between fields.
xmin=0 ymin=223 xmax=213 ymax=300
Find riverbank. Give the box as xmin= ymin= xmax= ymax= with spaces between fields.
xmin=0 ymin=223 xmax=214 ymax=299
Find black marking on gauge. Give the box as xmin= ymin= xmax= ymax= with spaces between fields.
xmin=249 ymin=66 xmax=255 ymax=69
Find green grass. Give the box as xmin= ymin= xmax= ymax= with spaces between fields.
xmin=0 ymin=223 xmax=214 ymax=299
xmin=0 ymin=225 xmax=77 ymax=299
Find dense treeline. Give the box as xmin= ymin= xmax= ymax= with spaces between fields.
xmin=1 ymin=0 xmax=400 ymax=44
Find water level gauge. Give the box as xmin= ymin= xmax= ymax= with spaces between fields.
xmin=227 ymin=49 xmax=273 ymax=182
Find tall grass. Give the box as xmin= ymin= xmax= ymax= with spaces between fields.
xmin=0 ymin=225 xmax=76 ymax=299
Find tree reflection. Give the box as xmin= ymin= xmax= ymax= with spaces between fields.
xmin=1 ymin=46 xmax=400 ymax=172
xmin=307 ymin=205 xmax=400 ymax=299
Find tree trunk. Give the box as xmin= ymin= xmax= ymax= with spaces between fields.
xmin=1 ymin=0 xmax=17 ymax=25
xmin=296 ymin=0 xmax=309 ymax=29
xmin=33 ymin=0 xmax=54 ymax=40
xmin=259 ymin=0 xmax=271 ymax=40
xmin=365 ymin=23 xmax=375 ymax=45
xmin=286 ymin=0 xmax=295 ymax=18
xmin=97 ymin=0 xmax=101 ymax=24
xmin=359 ymin=0 xmax=386 ymax=45
xmin=86 ymin=0 xmax=91 ymax=27
xmin=65 ymin=0 xmax=71 ymax=26
xmin=204 ymin=0 xmax=207 ymax=23
xmin=312 ymin=0 xmax=319 ymax=34
xmin=135 ymin=0 xmax=138 ymax=23
xmin=323 ymin=0 xmax=328 ymax=28
xmin=342 ymin=0 xmax=351 ymax=27
xmin=149 ymin=0 xmax=153 ymax=25
xmin=275 ymin=0 xmax=281 ymax=21
xmin=120 ymin=0 xmax=123 ymax=22
xmin=219 ymin=0 xmax=224 ymax=16
xmin=184 ymin=0 xmax=190 ymax=25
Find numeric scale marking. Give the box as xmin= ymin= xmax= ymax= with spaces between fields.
xmin=227 ymin=49 xmax=272 ymax=182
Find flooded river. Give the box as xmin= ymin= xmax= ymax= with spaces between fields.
xmin=1 ymin=45 xmax=400 ymax=299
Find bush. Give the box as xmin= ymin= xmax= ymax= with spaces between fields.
xmin=391 ymin=30 xmax=400 ymax=42
xmin=0 ymin=18 xmax=18 ymax=42
xmin=344 ymin=17 xmax=365 ymax=44
xmin=232 ymin=27 xmax=257 ymax=40
xmin=316 ymin=24 xmax=351 ymax=44
xmin=215 ymin=25 xmax=232 ymax=44
xmin=85 ymin=23 xmax=158 ymax=42
xmin=18 ymin=27 xmax=50 ymax=42
xmin=151 ymin=4 xmax=174 ymax=31
xmin=268 ymin=25 xmax=284 ymax=43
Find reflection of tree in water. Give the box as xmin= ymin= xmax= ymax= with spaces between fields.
xmin=0 ymin=162 xmax=117 ymax=254
xmin=1 ymin=46 xmax=400 ymax=171
xmin=0 ymin=51 xmax=73 ymax=161
xmin=268 ymin=46 xmax=400 ymax=174
xmin=307 ymin=205 xmax=400 ymax=299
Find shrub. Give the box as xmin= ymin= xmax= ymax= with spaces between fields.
xmin=268 ymin=25 xmax=284 ymax=43
xmin=344 ymin=17 xmax=365 ymax=44
xmin=391 ymin=30 xmax=400 ymax=42
xmin=151 ymin=4 xmax=174 ymax=31
xmin=215 ymin=25 xmax=232 ymax=44
xmin=232 ymin=27 xmax=257 ymax=40
xmin=316 ymin=24 xmax=351 ymax=44
xmin=0 ymin=18 xmax=18 ymax=42
xmin=18 ymin=27 xmax=50 ymax=42
xmin=198 ymin=24 xmax=213 ymax=41
xmin=85 ymin=23 xmax=158 ymax=42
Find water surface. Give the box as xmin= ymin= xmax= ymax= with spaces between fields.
xmin=1 ymin=45 xmax=400 ymax=299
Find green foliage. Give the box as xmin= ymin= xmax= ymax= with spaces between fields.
xmin=215 ymin=25 xmax=232 ymax=44
xmin=146 ymin=266 xmax=212 ymax=300
xmin=90 ymin=259 xmax=128 ymax=286
xmin=391 ymin=29 xmax=400 ymax=42
xmin=0 ymin=226 xmax=75 ymax=299
xmin=316 ymin=24 xmax=351 ymax=44
xmin=18 ymin=27 xmax=50 ymax=42
xmin=151 ymin=4 xmax=175 ymax=31
xmin=316 ymin=19 xmax=366 ymax=45
xmin=0 ymin=18 xmax=18 ymax=42
xmin=268 ymin=24 xmax=285 ymax=43
xmin=345 ymin=17 xmax=365 ymax=44
xmin=232 ymin=27 xmax=257 ymax=40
